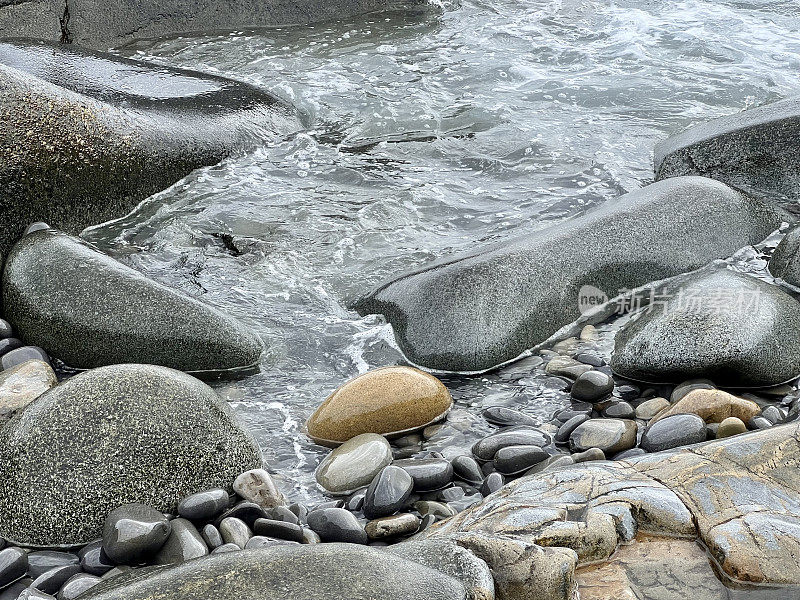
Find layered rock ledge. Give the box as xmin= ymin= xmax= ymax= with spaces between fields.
xmin=420 ymin=422 xmax=800 ymax=597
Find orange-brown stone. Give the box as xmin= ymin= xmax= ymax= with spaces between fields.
xmin=306 ymin=366 xmax=453 ymax=447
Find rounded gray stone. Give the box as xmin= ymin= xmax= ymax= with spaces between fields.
xmin=354 ymin=177 xmax=781 ymax=372
xmin=102 ymin=504 xmax=171 ymax=565
xmin=640 ymin=414 xmax=707 ymax=453
xmin=611 ymin=266 xmax=800 ymax=387
xmin=0 ymin=364 xmax=262 ymax=548
xmin=76 ymin=544 xmax=468 ymax=600
xmin=3 ymin=229 xmax=264 ymax=374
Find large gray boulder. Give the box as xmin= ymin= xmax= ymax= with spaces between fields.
xmin=3 ymin=228 xmax=264 ymax=374
xmin=0 ymin=39 xmax=300 ymax=253
xmin=655 ymin=97 xmax=800 ymax=204
xmin=0 ymin=364 xmax=262 ymax=548
xmin=0 ymin=0 xmax=429 ymax=50
xmin=79 ymin=543 xmax=468 ymax=600
xmin=610 ymin=265 xmax=800 ymax=387
xmin=354 ymin=177 xmax=782 ymax=372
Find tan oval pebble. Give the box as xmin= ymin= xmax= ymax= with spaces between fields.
xmin=306 ymin=366 xmax=452 ymax=446
xmin=652 ymin=389 xmax=760 ymax=424
xmin=717 ymin=416 xmax=747 ymax=439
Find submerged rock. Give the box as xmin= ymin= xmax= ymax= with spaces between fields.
xmin=306 ymin=366 xmax=452 ymax=446
xmin=769 ymin=225 xmax=800 ymax=287
xmin=0 ymin=364 xmax=261 ymax=548
xmin=611 ymin=266 xmax=800 ymax=387
xmin=0 ymin=0 xmax=429 ymax=50
xmin=78 ymin=544 xmax=467 ymax=600
xmin=655 ymin=97 xmax=800 ymax=204
xmin=354 ymin=177 xmax=780 ymax=372
xmin=421 ymin=421 xmax=800 ymax=589
xmin=3 ymin=229 xmax=264 ymax=374
xmin=0 ymin=39 xmax=299 ymax=253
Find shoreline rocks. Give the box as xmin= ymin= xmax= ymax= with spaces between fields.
xmin=611 ymin=266 xmax=800 ymax=387
xmin=0 ymin=364 xmax=261 ymax=548
xmin=354 ymin=177 xmax=781 ymax=373
xmin=0 ymin=39 xmax=300 ymax=254
xmin=3 ymin=228 xmax=264 ymax=374
xmin=655 ymin=97 xmax=800 ymax=205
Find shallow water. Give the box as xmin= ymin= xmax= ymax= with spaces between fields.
xmin=82 ymin=0 xmax=800 ymax=508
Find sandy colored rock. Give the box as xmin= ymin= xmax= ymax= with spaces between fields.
xmin=716 ymin=416 xmax=747 ymax=439
xmin=576 ymin=535 xmax=732 ymax=600
xmin=307 ymin=366 xmax=452 ymax=446
xmin=651 ymin=389 xmax=759 ymax=424
xmin=0 ymin=359 xmax=57 ymax=415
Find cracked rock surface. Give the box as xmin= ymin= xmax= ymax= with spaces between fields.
xmin=419 ymin=423 xmax=800 ymax=598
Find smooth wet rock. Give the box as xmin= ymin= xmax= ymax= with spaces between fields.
xmin=177 ymin=489 xmax=229 ymax=521
xmin=102 ymin=504 xmax=171 ymax=565
xmin=31 ymin=565 xmax=83 ymax=595
xmin=570 ymin=371 xmax=614 ymax=402
xmin=0 ymin=319 xmax=12 ymax=339
xmin=388 ymin=539 xmax=495 ymax=600
xmin=612 ymin=267 xmax=800 ymax=387
xmin=365 ymin=514 xmax=421 ymax=540
xmin=0 ymin=364 xmax=261 ymax=547
xmin=569 ymin=419 xmax=637 ymax=455
xmin=0 ymin=40 xmax=299 ymax=255
xmin=77 ymin=543 xmax=467 ymax=600
xmin=481 ymin=407 xmax=538 ymax=428
xmin=770 ymin=225 xmax=800 ymax=287
xmin=153 ymin=518 xmax=208 ymax=565
xmin=315 ymin=433 xmax=393 ymax=495
xmin=652 ymin=388 xmax=760 ymax=424
xmin=4 ymin=229 xmax=264 ymax=373
xmin=761 ymin=405 xmax=785 ymax=425
xmin=555 ymin=414 xmax=590 ymax=444
xmin=354 ymin=177 xmax=780 ymax=372
xmin=493 ymin=446 xmax=549 ymax=476
xmin=414 ymin=501 xmax=457 ymax=519
xmin=634 ymin=397 xmax=670 ymax=420
xmin=395 ymin=458 xmax=454 ymax=491
xmin=451 ymin=455 xmax=484 ymax=484
xmin=717 ymin=417 xmax=747 ymax=439
xmin=364 ymin=466 xmax=414 ymax=519
xmin=200 ymin=525 xmax=223 ymax=550
xmin=218 ymin=517 xmax=252 ymax=549
xmin=670 ymin=379 xmax=716 ymax=403
xmin=252 ymin=519 xmax=305 ymax=543
xmin=80 ymin=545 xmax=114 ymax=577
xmin=0 ymin=359 xmax=57 ymax=416
xmin=0 ymin=338 xmax=22 ymax=358
xmin=306 ymin=508 xmax=368 ymax=544
xmin=480 ymin=473 xmax=505 ymax=497
xmin=27 ymin=552 xmax=80 ymax=579
xmin=232 ymin=469 xmax=284 ymax=509
xmin=655 ymin=97 xmax=800 ymax=203
xmin=640 ymin=414 xmax=707 ymax=453
xmin=216 ymin=501 xmax=268 ymax=526
xmin=306 ymin=367 xmax=452 ymax=446
xmin=0 ymin=547 xmax=27 ymax=587
xmin=0 ymin=579 xmax=31 ymax=600
xmin=58 ymin=574 xmax=101 ymax=600
xmin=602 ymin=401 xmax=635 ymax=420
xmin=0 ymin=346 xmax=49 ymax=371
xmin=472 ymin=428 xmax=549 ymax=462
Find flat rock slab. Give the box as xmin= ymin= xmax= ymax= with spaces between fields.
xmin=0 ymin=364 xmax=261 ymax=548
xmin=655 ymin=97 xmax=800 ymax=205
xmin=355 ymin=177 xmax=781 ymax=372
xmin=0 ymin=0 xmax=430 ymax=50
xmin=0 ymin=39 xmax=300 ymax=254
xmin=611 ymin=265 xmax=800 ymax=387
xmin=78 ymin=544 xmax=468 ymax=600
xmin=3 ymin=228 xmax=264 ymax=374
xmin=421 ymin=423 xmax=800 ymax=590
